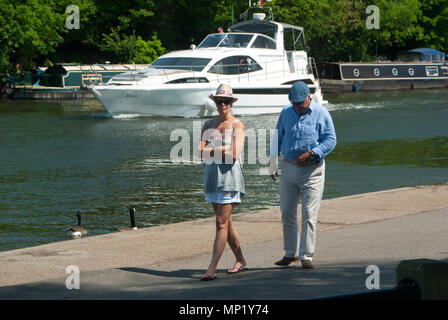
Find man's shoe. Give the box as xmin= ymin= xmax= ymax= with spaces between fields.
xmin=301 ymin=260 xmax=314 ymax=269
xmin=275 ymin=256 xmax=299 ymax=266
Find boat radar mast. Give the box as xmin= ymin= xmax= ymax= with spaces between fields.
xmin=240 ymin=0 xmax=274 ymax=21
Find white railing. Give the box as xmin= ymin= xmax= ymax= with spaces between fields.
xmin=307 ymin=57 xmax=319 ymax=79
xmin=143 ymin=57 xmax=311 ymax=84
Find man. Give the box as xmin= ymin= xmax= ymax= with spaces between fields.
xmin=269 ymin=81 xmax=336 ymax=269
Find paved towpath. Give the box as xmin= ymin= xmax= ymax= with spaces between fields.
xmin=0 ymin=183 xmax=447 ymax=300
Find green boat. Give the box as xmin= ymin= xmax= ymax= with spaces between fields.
xmin=9 ymin=63 xmax=149 ymax=99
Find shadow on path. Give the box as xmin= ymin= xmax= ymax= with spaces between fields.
xmin=0 ymin=262 xmax=398 ymax=300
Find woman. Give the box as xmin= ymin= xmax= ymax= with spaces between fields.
xmin=198 ymin=83 xmax=247 ymax=281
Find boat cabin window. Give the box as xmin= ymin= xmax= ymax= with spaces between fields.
xmin=219 ymin=34 xmax=253 ymax=48
xmin=251 ymin=35 xmax=276 ymax=49
xmin=283 ymin=29 xmax=306 ymax=51
xmin=151 ymin=57 xmax=211 ymax=71
xmin=208 ymin=56 xmax=262 ymax=75
xmin=198 ymin=34 xmax=254 ymax=48
xmin=166 ymin=77 xmax=209 ymax=84
xmin=198 ymin=34 xmax=227 ymax=48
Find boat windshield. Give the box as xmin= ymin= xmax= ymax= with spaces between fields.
xmin=198 ymin=33 xmax=254 ymax=48
xmin=151 ymin=57 xmax=211 ymax=71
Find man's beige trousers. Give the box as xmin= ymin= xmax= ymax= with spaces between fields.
xmin=279 ymin=159 xmax=326 ymax=261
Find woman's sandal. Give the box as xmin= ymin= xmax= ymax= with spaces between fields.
xmin=201 ymin=274 xmax=218 ymax=281
xmin=227 ymin=265 xmax=248 ymax=274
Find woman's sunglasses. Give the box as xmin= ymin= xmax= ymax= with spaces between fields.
xmin=215 ymin=99 xmax=232 ymax=105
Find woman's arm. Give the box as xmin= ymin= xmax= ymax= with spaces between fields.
xmin=197 ymin=121 xmax=210 ymax=158
xmin=197 ymin=121 xmax=231 ymax=159
xmin=223 ymin=121 xmax=245 ymax=163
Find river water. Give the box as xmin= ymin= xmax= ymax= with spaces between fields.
xmin=1 ymin=89 xmax=447 ymax=252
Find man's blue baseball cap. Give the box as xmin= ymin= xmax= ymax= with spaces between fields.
xmin=289 ymin=81 xmax=310 ymax=103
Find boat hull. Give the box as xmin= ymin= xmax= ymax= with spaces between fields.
xmin=93 ymin=85 xmax=215 ymax=117
xmin=321 ymin=78 xmax=448 ymax=93
xmin=319 ymin=62 xmax=448 ymax=92
xmin=92 ymin=83 xmax=320 ymax=117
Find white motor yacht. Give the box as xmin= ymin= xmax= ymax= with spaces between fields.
xmin=92 ymin=11 xmax=327 ymax=117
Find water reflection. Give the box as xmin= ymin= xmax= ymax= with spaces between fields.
xmin=0 ymin=89 xmax=447 ymax=251
xmin=330 ymin=137 xmax=448 ymax=168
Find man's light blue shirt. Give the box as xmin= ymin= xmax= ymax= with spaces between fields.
xmin=270 ymin=100 xmax=336 ymax=161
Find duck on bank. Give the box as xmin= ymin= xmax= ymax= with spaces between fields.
xmin=66 ymin=211 xmax=87 ymax=238
xmin=112 ymin=208 xmax=138 ymax=232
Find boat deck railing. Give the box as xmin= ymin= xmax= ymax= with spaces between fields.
xmin=122 ymin=56 xmax=313 ymax=84
xmin=308 ymin=57 xmax=319 ymax=80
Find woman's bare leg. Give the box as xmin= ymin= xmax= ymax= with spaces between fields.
xmin=227 ymin=212 xmax=246 ymax=270
xmin=204 ymin=203 xmax=233 ymax=276
xmin=205 ymin=203 xmax=246 ymax=276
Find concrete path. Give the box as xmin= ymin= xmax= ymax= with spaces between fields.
xmin=0 ymin=183 xmax=447 ymax=300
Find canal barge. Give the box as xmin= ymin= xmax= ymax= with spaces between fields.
xmin=319 ymin=48 xmax=448 ymax=92
xmin=8 ymin=64 xmax=148 ymax=99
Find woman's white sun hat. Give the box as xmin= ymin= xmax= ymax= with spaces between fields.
xmin=209 ymin=83 xmax=238 ymax=103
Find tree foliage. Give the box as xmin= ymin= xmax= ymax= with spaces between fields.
xmin=418 ymin=0 xmax=448 ymax=51
xmin=272 ymin=0 xmax=425 ymax=61
xmin=1 ymin=0 xmax=447 ymax=79
xmin=100 ymin=29 xmax=165 ymax=64
xmin=0 ymin=0 xmax=65 ymax=73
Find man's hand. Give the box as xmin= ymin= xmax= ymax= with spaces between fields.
xmin=269 ymin=155 xmax=279 ymax=181
xmin=296 ymin=151 xmax=313 ymax=166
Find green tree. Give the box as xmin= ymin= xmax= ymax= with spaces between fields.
xmin=272 ymin=0 xmax=424 ymax=62
xmin=46 ymin=0 xmax=166 ymax=64
xmin=273 ymin=0 xmax=366 ymax=61
xmin=100 ymin=29 xmax=165 ymax=64
xmin=150 ymin=0 xmax=223 ymax=50
xmin=95 ymin=0 xmax=166 ymax=63
xmin=132 ymin=34 xmax=166 ymax=64
xmin=366 ymin=0 xmax=422 ymax=57
xmin=0 ymin=0 xmax=65 ymax=73
xmin=417 ymin=0 xmax=448 ymax=52
xmin=44 ymin=0 xmax=99 ymax=64
xmin=2 ymin=0 xmax=447 ymax=79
